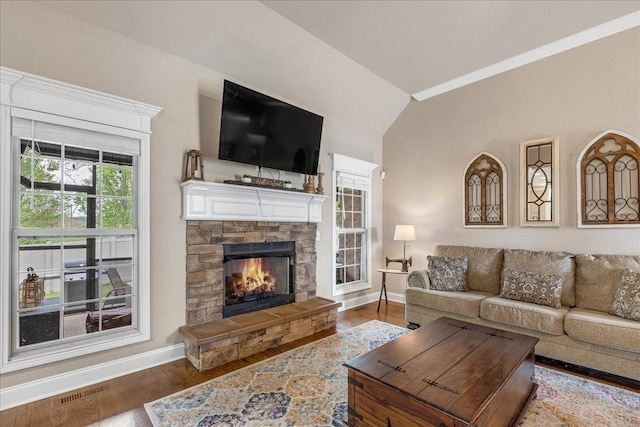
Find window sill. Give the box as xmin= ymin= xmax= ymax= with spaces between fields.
xmin=1 ymin=328 xmax=149 ymax=373
xmin=333 ymin=281 xmax=371 ymax=296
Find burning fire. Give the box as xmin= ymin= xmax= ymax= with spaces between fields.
xmin=233 ymin=258 xmax=276 ymax=294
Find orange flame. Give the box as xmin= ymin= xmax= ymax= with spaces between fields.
xmin=240 ymin=258 xmax=276 ymax=293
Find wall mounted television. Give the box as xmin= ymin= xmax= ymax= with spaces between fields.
xmin=218 ymin=80 xmax=323 ymax=175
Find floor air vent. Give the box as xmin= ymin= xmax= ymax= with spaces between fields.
xmin=60 ymin=386 xmax=105 ymax=404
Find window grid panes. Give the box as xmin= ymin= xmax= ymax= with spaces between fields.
xmin=335 ymin=187 xmax=366 ymax=285
xmin=14 ymin=128 xmax=137 ymax=351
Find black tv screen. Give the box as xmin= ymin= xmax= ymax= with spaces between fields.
xmin=218 ymin=80 xmax=323 ymax=175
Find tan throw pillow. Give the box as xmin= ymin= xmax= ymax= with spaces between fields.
xmin=500 ymin=269 xmax=563 ymax=308
xmin=610 ymin=269 xmax=640 ymax=321
xmin=427 ymin=255 xmax=468 ymax=292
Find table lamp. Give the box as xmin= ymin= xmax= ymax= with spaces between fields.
xmin=393 ymin=224 xmax=416 ymax=272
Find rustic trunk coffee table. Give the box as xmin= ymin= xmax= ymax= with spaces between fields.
xmin=344 ymin=316 xmax=538 ymax=427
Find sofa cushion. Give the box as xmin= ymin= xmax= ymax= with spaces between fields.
xmin=434 ymin=245 xmax=503 ymax=294
xmin=610 ymin=269 xmax=640 ymax=321
xmin=405 ymin=287 xmax=492 ymax=318
xmin=480 ymin=296 xmax=568 ymax=335
xmin=427 ymin=255 xmax=468 ymax=291
xmin=503 ymin=249 xmax=575 ymax=307
xmin=565 ymin=307 xmax=640 ymax=353
xmin=575 ymin=254 xmax=640 ymax=313
xmin=500 ymin=269 xmax=563 ymax=308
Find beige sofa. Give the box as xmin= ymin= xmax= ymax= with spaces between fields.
xmin=405 ymin=245 xmax=640 ymax=381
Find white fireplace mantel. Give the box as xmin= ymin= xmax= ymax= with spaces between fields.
xmin=181 ymin=181 xmax=327 ymax=223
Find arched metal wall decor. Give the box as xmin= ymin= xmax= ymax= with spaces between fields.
xmin=520 ymin=137 xmax=559 ymax=227
xmin=577 ymin=130 xmax=640 ymax=228
xmin=463 ymin=153 xmax=507 ymax=227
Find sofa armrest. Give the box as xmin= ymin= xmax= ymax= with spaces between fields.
xmin=408 ymin=270 xmax=430 ymax=289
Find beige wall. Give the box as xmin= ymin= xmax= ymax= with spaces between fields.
xmin=0 ymin=2 xmax=405 ymax=389
xmin=382 ymin=28 xmax=640 ymax=295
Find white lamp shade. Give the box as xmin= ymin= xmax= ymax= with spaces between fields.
xmin=393 ymin=224 xmax=416 ymax=241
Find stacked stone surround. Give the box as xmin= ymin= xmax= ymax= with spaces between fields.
xmin=182 ymin=220 xmax=340 ymax=371
xmin=185 ymin=220 xmax=318 ymax=327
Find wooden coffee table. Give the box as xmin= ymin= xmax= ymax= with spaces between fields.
xmin=344 ymin=316 xmax=538 ymax=427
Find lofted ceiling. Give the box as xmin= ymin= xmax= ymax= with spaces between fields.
xmin=264 ymin=0 xmax=640 ymax=100
xmin=42 ymin=0 xmax=639 ymax=101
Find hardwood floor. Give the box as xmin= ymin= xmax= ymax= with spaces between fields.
xmin=2 ymin=301 xmax=637 ymax=426
xmin=1 ymin=301 xmax=406 ymax=427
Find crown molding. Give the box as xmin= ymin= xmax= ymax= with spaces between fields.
xmin=412 ymin=11 xmax=640 ymax=102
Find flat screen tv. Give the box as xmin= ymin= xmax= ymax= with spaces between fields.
xmin=218 ymin=80 xmax=323 ymax=175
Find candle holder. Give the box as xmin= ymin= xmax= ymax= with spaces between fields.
xmin=303 ymin=175 xmax=315 ymax=193
xmin=315 ymin=172 xmax=324 ymax=195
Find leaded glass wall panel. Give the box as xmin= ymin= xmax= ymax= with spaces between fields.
xmin=464 ymin=153 xmax=506 ymax=227
xmin=579 ymin=131 xmax=640 ymax=226
xmin=520 ymin=137 xmax=559 ymax=227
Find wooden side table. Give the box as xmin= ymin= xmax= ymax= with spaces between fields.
xmin=376 ymin=268 xmax=409 ymax=311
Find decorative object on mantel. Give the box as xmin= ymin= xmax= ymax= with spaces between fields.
xmin=316 ymin=163 xmax=324 ymax=195
xmin=183 ymin=149 xmax=204 ymax=182
xmin=388 ymin=224 xmax=416 ymax=272
xmin=249 ymin=175 xmax=285 ymax=187
xmin=303 ymin=174 xmax=315 ymax=193
xmin=283 ymin=180 xmax=292 ymax=189
xmin=241 ymin=174 xmax=252 ymax=183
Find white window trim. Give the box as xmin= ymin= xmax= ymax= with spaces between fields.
xmin=0 ymin=67 xmax=161 ymax=373
xmin=330 ymin=153 xmax=378 ymax=296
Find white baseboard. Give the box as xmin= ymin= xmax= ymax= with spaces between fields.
xmin=0 ymin=343 xmax=185 ymax=411
xmin=338 ymin=291 xmax=404 ymax=311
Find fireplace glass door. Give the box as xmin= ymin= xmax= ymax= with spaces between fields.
xmin=223 ymin=241 xmax=295 ymax=317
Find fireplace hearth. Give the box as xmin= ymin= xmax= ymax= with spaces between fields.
xmin=223 ymin=241 xmax=295 ymax=318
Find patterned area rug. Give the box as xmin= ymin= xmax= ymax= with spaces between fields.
xmin=145 ymin=320 xmax=640 ymax=426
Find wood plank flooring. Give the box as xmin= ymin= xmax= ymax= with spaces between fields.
xmin=1 ymin=301 xmax=406 ymax=427
xmin=2 ymin=301 xmax=637 ymax=426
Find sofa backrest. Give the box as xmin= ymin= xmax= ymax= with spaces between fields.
xmin=434 ymin=245 xmax=503 ymax=294
xmin=575 ymin=254 xmax=640 ymax=312
xmin=503 ymin=249 xmax=576 ymax=307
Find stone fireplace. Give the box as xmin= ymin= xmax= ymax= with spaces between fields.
xmin=185 ymin=220 xmax=317 ymax=326
xmin=179 ymin=181 xmax=340 ymax=371
xmin=187 ymin=221 xmax=317 ymax=326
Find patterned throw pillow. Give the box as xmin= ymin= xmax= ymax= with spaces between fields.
xmin=610 ymin=269 xmax=640 ymax=321
xmin=427 ymin=255 xmax=468 ymax=292
xmin=500 ymin=269 xmax=563 ymax=308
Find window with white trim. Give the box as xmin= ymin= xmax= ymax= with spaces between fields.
xmin=331 ymin=153 xmax=377 ymax=296
xmin=1 ymin=68 xmax=160 ymax=372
